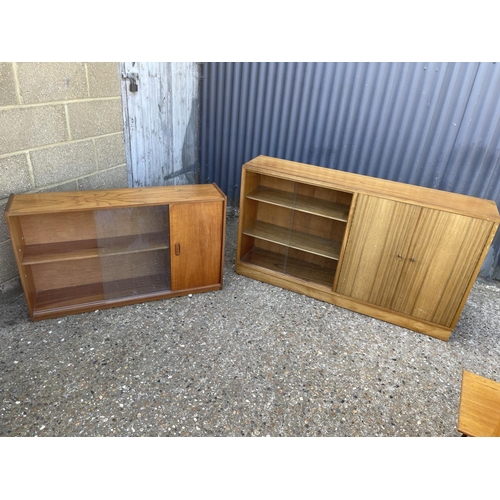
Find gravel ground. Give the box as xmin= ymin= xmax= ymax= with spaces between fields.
xmin=1 ymin=210 xmax=500 ymax=437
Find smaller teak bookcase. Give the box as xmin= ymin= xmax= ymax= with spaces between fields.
xmin=236 ymin=156 xmax=500 ymax=341
xmin=5 ymin=184 xmax=226 ymax=321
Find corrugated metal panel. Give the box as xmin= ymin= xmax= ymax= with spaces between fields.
xmin=200 ymin=62 xmax=500 ymax=278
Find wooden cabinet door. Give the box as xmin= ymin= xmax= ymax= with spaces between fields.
xmin=337 ymin=194 xmax=494 ymax=327
xmin=170 ymin=201 xmax=224 ymax=291
xmin=335 ymin=195 xmax=421 ymax=308
xmin=391 ymin=208 xmax=493 ymax=327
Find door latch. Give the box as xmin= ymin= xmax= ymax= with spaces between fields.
xmin=122 ymin=71 xmax=139 ymax=93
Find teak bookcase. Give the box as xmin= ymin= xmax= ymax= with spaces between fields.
xmin=5 ymin=184 xmax=227 ymax=321
xmin=236 ymin=156 xmax=500 ymax=341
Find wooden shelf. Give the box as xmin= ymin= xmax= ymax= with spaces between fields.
xmin=243 ymin=220 xmax=341 ymax=260
xmin=246 ymin=186 xmax=350 ymax=221
xmin=241 ymin=247 xmax=335 ymax=287
xmin=34 ymin=274 xmax=171 ymax=315
xmin=23 ymin=232 xmax=169 ymax=265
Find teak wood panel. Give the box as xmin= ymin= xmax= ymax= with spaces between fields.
xmin=241 ymin=247 xmax=336 ymax=288
xmin=290 ymin=210 xmax=346 ymax=244
xmin=243 ymin=220 xmax=341 ymax=260
xmin=20 ymin=211 xmax=97 ymax=245
xmin=246 ymin=186 xmax=350 ymax=221
xmin=93 ymin=206 xmax=169 ymax=239
xmin=336 ymin=194 xmax=494 ymax=327
xmin=30 ymin=250 xmax=168 ymax=292
xmin=23 ymin=233 xmax=170 ymax=265
xmin=390 ymin=208 xmax=493 ymax=326
xmin=335 ymin=195 xmax=421 ymax=307
xmin=5 ymin=185 xmax=225 ymax=216
xmin=5 ymin=213 xmax=36 ymax=313
xmin=170 ymin=201 xmax=224 ymax=291
xmin=458 ymin=370 xmax=500 ymax=437
xmin=237 ymin=171 xmax=262 ymax=260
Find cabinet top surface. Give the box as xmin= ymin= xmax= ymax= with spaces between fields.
xmin=245 ymin=156 xmax=500 ymax=222
xmin=5 ymin=183 xmax=226 ymax=216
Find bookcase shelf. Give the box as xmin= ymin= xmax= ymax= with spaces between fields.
xmin=246 ymin=186 xmax=350 ymax=221
xmin=23 ymin=232 xmax=170 ymax=265
xmin=242 ymin=220 xmax=342 ymax=260
xmin=241 ymin=247 xmax=336 ymax=288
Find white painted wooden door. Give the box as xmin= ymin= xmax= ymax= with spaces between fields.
xmin=120 ymin=62 xmax=200 ymax=187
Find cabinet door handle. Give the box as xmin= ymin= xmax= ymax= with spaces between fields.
xmin=397 ymin=254 xmax=403 ymax=259
xmin=175 ymin=243 xmax=180 ymax=256
xmin=409 ymin=257 xmax=415 ymax=263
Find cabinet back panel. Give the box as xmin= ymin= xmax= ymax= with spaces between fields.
xmin=100 ymin=251 xmax=169 ymax=284
xmin=256 ymin=239 xmax=288 ymax=256
xmin=295 ymin=183 xmax=352 ymax=207
xmin=20 ymin=212 xmax=97 ymax=245
xmin=255 ymin=203 xmax=345 ymax=243
xmin=251 ymin=241 xmax=336 ymax=273
xmin=256 ymin=203 xmax=293 ymax=228
xmin=287 ymin=247 xmax=337 ymax=269
xmin=260 ymin=175 xmax=295 ymax=193
xmin=247 ymin=242 xmax=288 ymax=271
xmin=94 ymin=206 xmax=169 ymax=239
xmin=31 ymin=259 xmax=103 ymax=290
xmin=31 ymin=250 xmax=169 ymax=292
xmin=291 ymin=211 xmax=344 ymax=241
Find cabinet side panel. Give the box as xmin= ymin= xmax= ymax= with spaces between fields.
xmin=236 ymin=170 xmax=261 ymax=261
xmin=170 ymin=201 xmax=224 ymax=290
xmin=449 ymin=222 xmax=499 ymax=329
xmin=5 ymin=215 xmax=36 ymax=318
xmin=332 ymin=192 xmax=358 ymax=291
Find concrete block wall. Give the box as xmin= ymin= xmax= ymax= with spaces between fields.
xmin=0 ymin=62 xmax=127 ymax=292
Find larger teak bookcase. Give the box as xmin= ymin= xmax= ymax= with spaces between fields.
xmin=5 ymin=184 xmax=226 ymax=321
xmin=236 ymin=156 xmax=500 ymax=341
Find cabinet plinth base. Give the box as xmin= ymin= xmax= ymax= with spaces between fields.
xmin=236 ymin=260 xmax=452 ymax=341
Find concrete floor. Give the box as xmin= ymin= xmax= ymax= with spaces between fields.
xmin=1 ymin=211 xmax=500 ymax=437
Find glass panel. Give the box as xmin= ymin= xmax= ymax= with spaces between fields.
xmin=94 ymin=205 xmax=170 ymax=299
xmin=240 ymin=175 xmax=353 ymax=288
